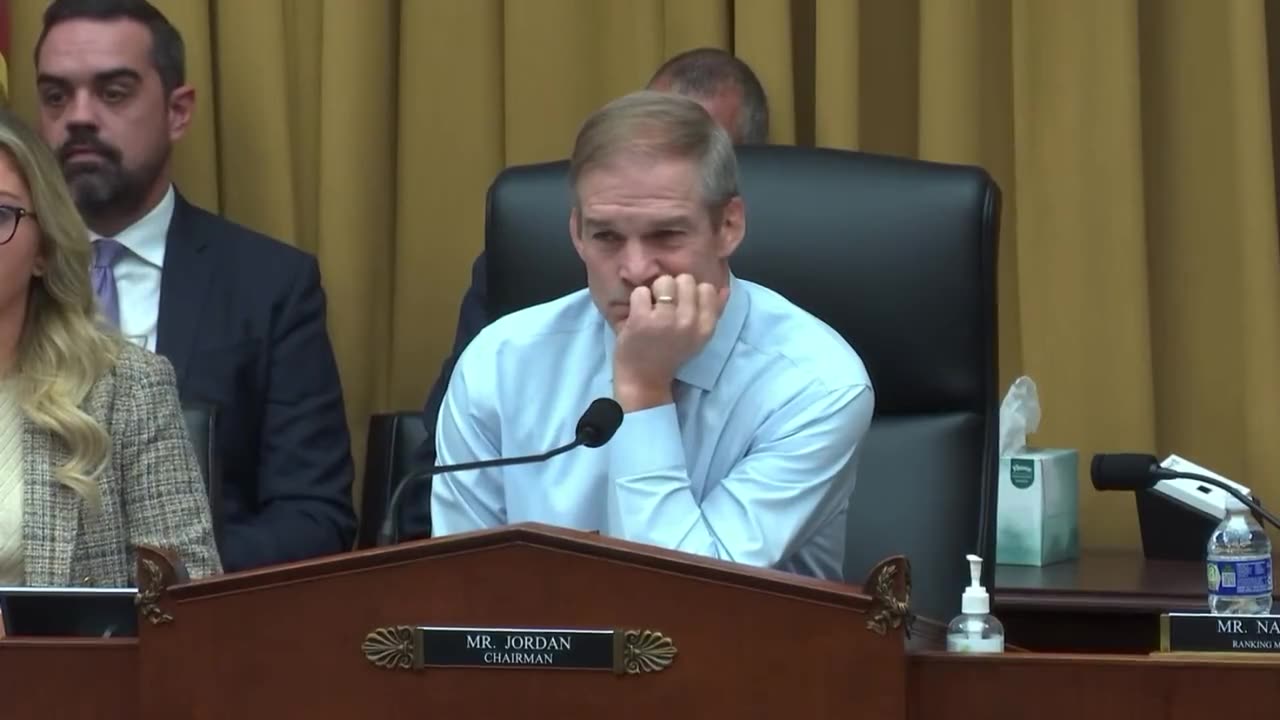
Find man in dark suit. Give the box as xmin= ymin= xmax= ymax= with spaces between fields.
xmin=419 ymin=48 xmax=771 ymax=449
xmin=33 ymin=0 xmax=356 ymax=571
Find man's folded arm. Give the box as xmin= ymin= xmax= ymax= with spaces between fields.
xmin=606 ymin=382 xmax=873 ymax=567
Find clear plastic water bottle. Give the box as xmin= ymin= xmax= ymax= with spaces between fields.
xmin=1207 ymin=497 xmax=1273 ymax=615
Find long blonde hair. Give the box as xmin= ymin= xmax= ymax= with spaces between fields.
xmin=0 ymin=109 xmax=120 ymax=503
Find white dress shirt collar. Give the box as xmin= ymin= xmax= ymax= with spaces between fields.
xmin=91 ymin=183 xmax=175 ymax=269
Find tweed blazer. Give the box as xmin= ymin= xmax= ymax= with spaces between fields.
xmin=22 ymin=341 xmax=222 ymax=587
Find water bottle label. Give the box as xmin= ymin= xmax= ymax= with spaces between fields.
xmin=946 ymin=635 xmax=1004 ymax=653
xmin=1207 ymin=557 xmax=1273 ymax=596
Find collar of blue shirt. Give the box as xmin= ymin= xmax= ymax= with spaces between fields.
xmin=601 ymin=273 xmax=749 ymax=392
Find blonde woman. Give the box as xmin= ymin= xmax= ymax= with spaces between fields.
xmin=0 ymin=108 xmax=220 ymax=593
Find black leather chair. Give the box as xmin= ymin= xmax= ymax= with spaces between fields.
xmin=358 ymin=412 xmax=430 ymax=548
xmin=180 ymin=403 xmax=222 ymax=538
xmin=483 ymin=145 xmax=1001 ymax=623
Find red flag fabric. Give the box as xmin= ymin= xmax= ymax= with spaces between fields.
xmin=0 ymin=0 xmax=9 ymax=104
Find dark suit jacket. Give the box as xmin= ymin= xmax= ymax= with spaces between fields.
xmin=157 ymin=192 xmax=356 ymax=571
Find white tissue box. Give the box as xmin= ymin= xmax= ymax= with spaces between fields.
xmin=996 ymin=449 xmax=1079 ymax=567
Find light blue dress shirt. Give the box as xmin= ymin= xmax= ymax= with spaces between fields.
xmin=430 ymin=274 xmax=874 ymax=581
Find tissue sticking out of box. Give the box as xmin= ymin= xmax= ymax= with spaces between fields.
xmin=999 ymin=376 xmax=1041 ymax=457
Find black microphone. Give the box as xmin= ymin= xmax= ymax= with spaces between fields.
xmin=376 ymin=398 xmax=625 ymax=546
xmin=1091 ymin=453 xmax=1280 ymax=530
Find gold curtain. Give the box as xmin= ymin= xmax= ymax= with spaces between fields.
xmin=7 ymin=0 xmax=1280 ymax=549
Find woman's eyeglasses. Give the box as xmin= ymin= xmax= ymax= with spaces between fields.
xmin=0 ymin=205 xmax=36 ymax=246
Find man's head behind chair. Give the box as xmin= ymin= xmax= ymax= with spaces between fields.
xmin=647 ymin=47 xmax=769 ymax=145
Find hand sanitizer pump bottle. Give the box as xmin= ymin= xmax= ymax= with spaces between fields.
xmin=946 ymin=554 xmax=1005 ymax=653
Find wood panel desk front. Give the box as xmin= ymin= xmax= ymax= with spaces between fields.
xmin=0 ymin=638 xmax=137 ymax=718
xmin=995 ymin=549 xmax=1280 ymax=653
xmin=5 ymin=637 xmax=1277 ymax=720
xmin=5 ymin=532 xmax=1278 ymax=719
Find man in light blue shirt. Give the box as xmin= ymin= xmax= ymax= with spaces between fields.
xmin=431 ymin=90 xmax=874 ymax=581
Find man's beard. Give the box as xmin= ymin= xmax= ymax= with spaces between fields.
xmin=58 ymin=134 xmax=161 ymax=222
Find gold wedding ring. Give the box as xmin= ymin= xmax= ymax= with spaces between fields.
xmin=655 ymin=296 xmax=675 ymax=304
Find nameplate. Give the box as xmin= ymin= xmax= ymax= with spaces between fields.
xmin=362 ymin=625 xmax=677 ymax=675
xmin=1161 ymin=613 xmax=1280 ymax=654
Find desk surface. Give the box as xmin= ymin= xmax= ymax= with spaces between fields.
xmin=995 ymin=549 xmax=1278 ymax=614
xmin=993 ymin=549 xmax=1278 ymax=653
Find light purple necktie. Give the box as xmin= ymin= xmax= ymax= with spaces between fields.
xmin=91 ymin=238 xmax=125 ymax=327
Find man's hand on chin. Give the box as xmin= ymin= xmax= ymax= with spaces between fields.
xmin=612 ymin=273 xmax=729 ymax=412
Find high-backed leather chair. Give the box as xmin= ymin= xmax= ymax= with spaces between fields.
xmin=483 ymin=145 xmax=1001 ymax=623
xmin=359 ymin=412 xmax=430 ymax=548
xmin=181 ymin=403 xmax=222 ymax=538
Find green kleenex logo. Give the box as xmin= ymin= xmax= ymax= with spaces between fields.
xmin=1010 ymin=459 xmax=1036 ymax=489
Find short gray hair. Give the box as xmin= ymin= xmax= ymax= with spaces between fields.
xmin=648 ymin=47 xmax=769 ymax=145
xmin=569 ymin=90 xmax=739 ymax=216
